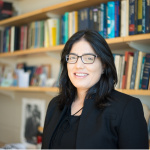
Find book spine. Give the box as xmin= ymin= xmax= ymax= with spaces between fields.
xmin=64 ymin=12 xmax=69 ymax=43
xmin=107 ymin=1 xmax=115 ymax=38
xmin=129 ymin=0 xmax=136 ymax=35
xmin=120 ymin=0 xmax=127 ymax=36
xmin=142 ymin=0 xmax=146 ymax=33
xmin=141 ymin=54 xmax=150 ymax=89
xmin=103 ymin=4 xmax=107 ymax=39
xmin=122 ymin=51 xmax=134 ymax=89
xmin=130 ymin=51 xmax=139 ymax=89
xmin=139 ymin=56 xmax=146 ymax=89
xmin=137 ymin=0 xmax=143 ymax=33
xmin=145 ymin=0 xmax=150 ymax=33
xmin=126 ymin=55 xmax=134 ymax=89
xmin=115 ymin=1 xmax=120 ymax=37
xmin=100 ymin=3 xmax=104 ymax=37
xmin=134 ymin=52 xmax=146 ymax=89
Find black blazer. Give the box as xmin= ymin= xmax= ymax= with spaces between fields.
xmin=42 ymin=90 xmax=149 ymax=149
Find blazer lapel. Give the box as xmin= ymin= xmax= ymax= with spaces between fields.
xmin=42 ymin=105 xmax=68 ymax=148
xmin=76 ymin=98 xmax=96 ymax=148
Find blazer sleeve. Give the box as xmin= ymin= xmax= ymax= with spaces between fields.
xmin=118 ymin=98 xmax=149 ymax=149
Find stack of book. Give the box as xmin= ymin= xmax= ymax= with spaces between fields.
xmin=0 ymin=0 xmax=13 ymax=20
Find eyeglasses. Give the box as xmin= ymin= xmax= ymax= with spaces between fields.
xmin=66 ymin=53 xmax=98 ymax=64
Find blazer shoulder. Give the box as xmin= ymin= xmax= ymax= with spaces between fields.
xmin=108 ymin=90 xmax=143 ymax=115
xmin=47 ymin=95 xmax=60 ymax=110
xmin=110 ymin=89 xmax=141 ymax=104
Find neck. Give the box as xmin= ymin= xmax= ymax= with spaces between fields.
xmin=75 ymin=88 xmax=87 ymax=103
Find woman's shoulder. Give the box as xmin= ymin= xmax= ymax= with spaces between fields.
xmin=109 ymin=90 xmax=143 ymax=112
xmin=47 ymin=95 xmax=61 ymax=109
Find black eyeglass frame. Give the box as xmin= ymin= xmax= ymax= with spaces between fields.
xmin=66 ymin=53 xmax=98 ymax=64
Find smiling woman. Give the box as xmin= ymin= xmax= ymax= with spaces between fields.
xmin=42 ymin=30 xmax=149 ymax=149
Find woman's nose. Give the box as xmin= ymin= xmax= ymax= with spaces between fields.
xmin=75 ymin=57 xmax=84 ymax=68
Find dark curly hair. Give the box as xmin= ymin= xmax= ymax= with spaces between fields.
xmin=58 ymin=30 xmax=117 ymax=110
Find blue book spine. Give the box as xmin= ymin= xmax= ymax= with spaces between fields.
xmin=3 ymin=28 xmax=6 ymax=53
xmin=84 ymin=8 xmax=90 ymax=29
xmin=78 ymin=8 xmax=90 ymax=31
xmin=99 ymin=3 xmax=104 ymax=37
xmin=61 ymin=15 xmax=65 ymax=44
xmin=64 ymin=12 xmax=69 ymax=44
xmin=115 ymin=1 xmax=120 ymax=37
xmin=130 ymin=51 xmax=139 ymax=89
xmin=139 ymin=56 xmax=146 ymax=89
xmin=78 ymin=9 xmax=83 ymax=31
xmin=145 ymin=0 xmax=150 ymax=33
xmin=129 ymin=0 xmax=136 ymax=35
xmin=141 ymin=54 xmax=150 ymax=89
xmin=142 ymin=0 xmax=146 ymax=33
xmin=107 ymin=1 xmax=115 ymax=38
xmin=103 ymin=4 xmax=107 ymax=39
xmin=89 ymin=7 xmax=94 ymax=29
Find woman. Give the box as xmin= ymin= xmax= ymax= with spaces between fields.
xmin=42 ymin=30 xmax=149 ymax=149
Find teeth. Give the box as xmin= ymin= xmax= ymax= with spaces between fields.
xmin=75 ymin=73 xmax=87 ymax=76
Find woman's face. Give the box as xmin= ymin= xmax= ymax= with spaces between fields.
xmin=67 ymin=39 xmax=104 ymax=91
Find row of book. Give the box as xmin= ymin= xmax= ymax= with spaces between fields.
xmin=0 ymin=0 xmax=150 ymax=53
xmin=0 ymin=63 xmax=57 ymax=87
xmin=114 ymin=51 xmax=150 ymax=90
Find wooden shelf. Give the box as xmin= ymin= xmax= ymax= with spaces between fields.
xmin=117 ymin=89 xmax=150 ymax=96
xmin=0 ymin=45 xmax=64 ymax=58
xmin=0 ymin=86 xmax=59 ymax=92
xmin=0 ymin=86 xmax=149 ymax=96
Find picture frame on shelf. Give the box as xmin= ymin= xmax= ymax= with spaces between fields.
xmin=21 ymin=98 xmax=45 ymax=145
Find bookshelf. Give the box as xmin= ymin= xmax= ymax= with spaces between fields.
xmin=0 ymin=33 xmax=150 ymax=58
xmin=0 ymin=0 xmax=150 ymax=95
xmin=0 ymin=86 xmax=149 ymax=96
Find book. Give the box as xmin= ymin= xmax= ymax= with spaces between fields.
xmin=137 ymin=0 xmax=143 ymax=33
xmin=139 ymin=56 xmax=146 ymax=89
xmin=142 ymin=0 xmax=146 ymax=33
xmin=78 ymin=7 xmax=90 ymax=31
xmin=107 ymin=1 xmax=115 ymax=38
xmin=130 ymin=51 xmax=139 ymax=89
xmin=0 ymin=1 xmax=13 ymax=20
xmin=99 ymin=3 xmax=107 ymax=38
xmin=122 ymin=51 xmax=134 ymax=89
xmin=126 ymin=55 xmax=134 ymax=89
xmin=134 ymin=51 xmax=146 ymax=89
xmin=119 ymin=56 xmax=125 ymax=89
xmin=145 ymin=0 xmax=150 ymax=33
xmin=115 ymin=1 xmax=120 ymax=37
xmin=141 ymin=53 xmax=150 ymax=89
xmin=114 ymin=54 xmax=122 ymax=89
xmin=10 ymin=26 xmax=15 ymax=52
xmin=129 ymin=0 xmax=138 ymax=35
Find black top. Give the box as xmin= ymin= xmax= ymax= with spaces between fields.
xmin=50 ymin=106 xmax=81 ymax=149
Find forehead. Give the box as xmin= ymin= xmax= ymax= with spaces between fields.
xmin=70 ymin=39 xmax=96 ymax=55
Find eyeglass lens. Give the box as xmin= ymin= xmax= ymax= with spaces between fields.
xmin=66 ymin=54 xmax=96 ymax=64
